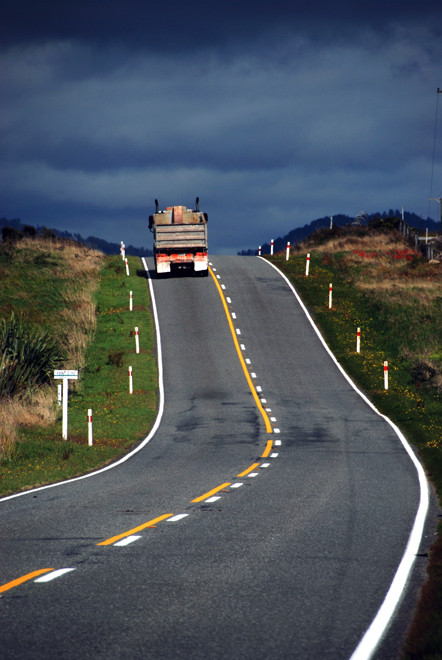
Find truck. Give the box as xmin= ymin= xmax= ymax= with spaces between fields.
xmin=149 ymin=198 xmax=208 ymax=276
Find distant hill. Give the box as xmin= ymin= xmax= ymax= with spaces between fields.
xmin=0 ymin=218 xmax=153 ymax=257
xmin=239 ymin=210 xmax=440 ymax=255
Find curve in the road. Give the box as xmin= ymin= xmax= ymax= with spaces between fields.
xmin=0 ymin=255 xmax=431 ymax=660
xmin=262 ymin=257 xmax=430 ymax=660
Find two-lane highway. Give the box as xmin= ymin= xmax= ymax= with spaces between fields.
xmin=0 ymin=255 xmax=432 ymax=659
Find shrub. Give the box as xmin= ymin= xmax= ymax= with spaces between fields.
xmin=41 ymin=226 xmax=56 ymax=241
xmin=2 ymin=226 xmax=23 ymax=244
xmin=0 ymin=313 xmax=66 ymax=398
xmin=22 ymin=224 xmax=37 ymax=239
xmin=368 ymin=216 xmax=400 ymax=231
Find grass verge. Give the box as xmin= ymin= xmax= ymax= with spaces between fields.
xmin=0 ymin=253 xmax=157 ymax=496
xmin=267 ymin=227 xmax=441 ymax=659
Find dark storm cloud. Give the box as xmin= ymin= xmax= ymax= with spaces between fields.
xmin=1 ymin=1 xmax=442 ymax=252
xmin=3 ymin=0 xmax=442 ymax=49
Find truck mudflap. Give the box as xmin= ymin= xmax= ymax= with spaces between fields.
xmin=194 ymin=252 xmax=208 ymax=272
xmin=155 ymin=252 xmax=208 ymax=274
xmin=156 ymin=256 xmax=171 ymax=274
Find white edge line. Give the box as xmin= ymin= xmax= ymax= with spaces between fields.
xmin=1 ymin=257 xmax=165 ymax=503
xmin=260 ymin=256 xmax=430 ymax=660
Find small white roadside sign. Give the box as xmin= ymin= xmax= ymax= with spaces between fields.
xmin=54 ymin=370 xmax=79 ymax=379
xmin=54 ymin=370 xmax=79 ymax=440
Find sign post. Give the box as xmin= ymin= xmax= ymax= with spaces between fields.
xmin=54 ymin=370 xmax=79 ymax=440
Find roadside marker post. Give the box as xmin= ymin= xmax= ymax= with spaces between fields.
xmin=135 ymin=327 xmax=140 ymax=354
xmin=384 ymin=361 xmax=389 ymax=390
xmin=305 ymin=253 xmax=310 ymax=276
xmin=129 ymin=366 xmax=133 ymax=394
xmin=87 ymin=409 xmax=93 ymax=447
xmin=125 ymin=258 xmax=130 ymax=276
xmin=356 ymin=327 xmax=361 ymax=353
xmin=121 ymin=242 xmax=125 ymax=260
xmin=129 ymin=290 xmax=133 ymax=311
xmin=258 ymin=246 xmax=261 ymax=256
xmin=328 ymin=283 xmax=333 ymax=309
xmin=270 ymin=239 xmax=274 ymax=256
xmin=54 ymin=370 xmax=79 ymax=440
xmin=286 ymin=242 xmax=290 ymax=261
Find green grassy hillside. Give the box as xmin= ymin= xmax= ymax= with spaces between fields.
xmin=0 ymin=236 xmax=157 ymax=494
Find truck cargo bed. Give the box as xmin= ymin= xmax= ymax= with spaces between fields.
xmin=155 ymin=224 xmax=207 ymax=248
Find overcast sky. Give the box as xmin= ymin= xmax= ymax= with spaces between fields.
xmin=1 ymin=1 xmax=441 ymax=253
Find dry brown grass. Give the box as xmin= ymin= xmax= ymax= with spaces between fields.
xmin=304 ymin=231 xmax=402 ymax=255
xmin=0 ymin=237 xmax=104 ymax=456
xmin=16 ymin=236 xmax=103 ymax=367
xmin=0 ymin=387 xmax=58 ymax=458
xmin=356 ymin=278 xmax=440 ymax=305
xmin=302 ymin=229 xmax=441 ymax=305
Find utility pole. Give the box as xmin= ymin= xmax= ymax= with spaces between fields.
xmin=429 ymin=197 xmax=442 ymax=233
xmin=429 ymin=88 xmax=442 ymax=233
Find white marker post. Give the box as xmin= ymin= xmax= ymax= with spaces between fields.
xmin=258 ymin=246 xmax=261 ymax=256
xmin=54 ymin=370 xmax=79 ymax=440
xmin=135 ymin=327 xmax=140 ymax=354
xmin=129 ymin=366 xmax=133 ymax=394
xmin=87 ymin=409 xmax=93 ymax=447
xmin=356 ymin=327 xmax=361 ymax=353
xmin=384 ymin=361 xmax=389 ymax=390
xmin=121 ymin=242 xmax=126 ymax=260
xmin=328 ymin=283 xmax=333 ymax=309
xmin=129 ymin=290 xmax=133 ymax=311
xmin=125 ymin=258 xmax=130 ymax=276
xmin=270 ymin=239 xmax=274 ymax=255
xmin=286 ymin=241 xmax=290 ymax=261
xmin=305 ymin=253 xmax=310 ymax=276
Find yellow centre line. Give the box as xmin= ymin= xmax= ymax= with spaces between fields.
xmin=0 ymin=568 xmax=54 ymax=594
xmin=192 ymin=482 xmax=231 ymax=503
xmin=261 ymin=438 xmax=273 ymax=458
xmin=97 ymin=513 xmax=174 ymax=546
xmin=209 ymin=267 xmax=273 ymax=434
xmin=95 ymin=267 xmax=274 ymax=549
xmin=237 ymin=462 xmax=260 ymax=477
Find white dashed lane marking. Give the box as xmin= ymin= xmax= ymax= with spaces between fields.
xmin=34 ymin=568 xmax=76 ymax=583
xmin=114 ymin=535 xmax=142 ymax=547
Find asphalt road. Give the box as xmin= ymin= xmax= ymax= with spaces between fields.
xmin=0 ymin=256 xmax=433 ymax=659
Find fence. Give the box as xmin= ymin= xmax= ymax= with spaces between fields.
xmin=398 ymin=219 xmax=441 ymax=261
